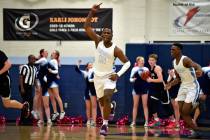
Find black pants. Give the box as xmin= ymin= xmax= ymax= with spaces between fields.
xmin=149 ymin=89 xmax=174 ymax=118
xmin=19 ymin=85 xmax=34 ymax=125
xmin=149 ymin=97 xmax=174 ymax=118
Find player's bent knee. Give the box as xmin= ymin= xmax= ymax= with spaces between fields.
xmin=2 ymin=100 xmax=10 ymax=108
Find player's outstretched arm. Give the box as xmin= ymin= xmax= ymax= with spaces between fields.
xmin=84 ymin=3 xmax=102 ymax=47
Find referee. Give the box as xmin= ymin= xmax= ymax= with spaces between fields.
xmin=19 ymin=55 xmax=37 ymax=112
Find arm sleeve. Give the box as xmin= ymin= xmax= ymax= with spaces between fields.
xmin=117 ymin=61 xmax=131 ymax=77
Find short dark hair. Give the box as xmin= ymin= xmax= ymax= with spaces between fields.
xmin=102 ymin=28 xmax=113 ymax=33
xmin=173 ymin=43 xmax=183 ymax=50
xmin=28 ymin=54 xmax=34 ymax=61
xmin=149 ymin=54 xmax=158 ymax=60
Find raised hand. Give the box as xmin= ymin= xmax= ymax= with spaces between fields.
xmin=91 ymin=3 xmax=102 ymax=14
xmin=77 ymin=59 xmax=82 ymax=65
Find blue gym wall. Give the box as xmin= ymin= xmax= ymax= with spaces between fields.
xmin=0 ymin=65 xmax=127 ymax=121
xmin=0 ymin=43 xmax=210 ymax=124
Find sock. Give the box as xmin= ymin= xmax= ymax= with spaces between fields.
xmin=111 ymin=103 xmax=113 ymax=108
xmin=154 ymin=117 xmax=159 ymax=121
xmin=171 ymin=118 xmax=176 ymax=122
xmin=103 ymin=120 xmax=108 ymax=125
xmin=132 ymin=121 xmax=136 ymax=124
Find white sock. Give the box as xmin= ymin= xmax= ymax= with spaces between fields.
xmin=103 ymin=120 xmax=108 ymax=125
xmin=111 ymin=103 xmax=113 ymax=108
xmin=154 ymin=117 xmax=159 ymax=121
xmin=171 ymin=118 xmax=176 ymax=122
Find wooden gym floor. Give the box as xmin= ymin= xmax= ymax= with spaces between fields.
xmin=0 ymin=124 xmax=210 ymax=140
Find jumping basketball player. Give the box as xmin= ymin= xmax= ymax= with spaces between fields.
xmin=84 ymin=3 xmax=131 ymax=136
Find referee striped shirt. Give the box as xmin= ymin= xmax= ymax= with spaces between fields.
xmin=20 ymin=64 xmax=37 ymax=86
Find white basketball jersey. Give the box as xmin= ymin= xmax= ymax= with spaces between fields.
xmin=173 ymin=55 xmax=197 ymax=84
xmin=94 ymin=41 xmax=116 ymax=76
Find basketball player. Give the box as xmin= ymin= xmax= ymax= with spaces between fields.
xmin=147 ymin=54 xmax=174 ymax=127
xmin=0 ymin=50 xmax=30 ymax=117
xmin=84 ymin=4 xmax=131 ymax=136
xmin=48 ymin=50 xmax=65 ymax=121
xmin=129 ymin=56 xmax=149 ymax=127
xmin=165 ymin=43 xmax=203 ymax=138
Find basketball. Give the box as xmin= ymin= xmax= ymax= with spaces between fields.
xmin=140 ymin=70 xmax=151 ymax=80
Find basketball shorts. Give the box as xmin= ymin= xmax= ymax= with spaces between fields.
xmin=175 ymin=81 xmax=200 ymax=104
xmin=0 ymin=75 xmax=11 ymax=99
xmin=94 ymin=74 xmax=116 ymax=99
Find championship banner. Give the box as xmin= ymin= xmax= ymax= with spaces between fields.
xmin=3 ymin=9 xmax=112 ymax=40
xmin=169 ymin=0 xmax=210 ymax=35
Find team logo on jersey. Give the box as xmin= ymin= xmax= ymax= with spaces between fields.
xmin=15 ymin=13 xmax=39 ymax=31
